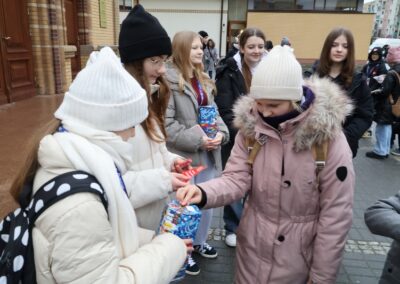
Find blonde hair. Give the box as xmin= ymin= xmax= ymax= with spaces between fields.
xmin=171 ymin=31 xmax=215 ymax=94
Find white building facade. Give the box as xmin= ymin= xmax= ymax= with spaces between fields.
xmin=120 ymin=0 xmax=229 ymax=57
xmin=364 ymin=0 xmax=400 ymax=39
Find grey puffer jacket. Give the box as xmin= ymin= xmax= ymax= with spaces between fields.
xmin=365 ymin=191 xmax=400 ymax=284
xmin=164 ymin=64 xmax=229 ymax=173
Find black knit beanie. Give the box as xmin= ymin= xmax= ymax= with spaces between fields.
xmin=119 ymin=4 xmax=171 ymax=63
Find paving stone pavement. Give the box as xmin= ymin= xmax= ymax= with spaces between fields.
xmin=181 ymin=131 xmax=400 ymax=284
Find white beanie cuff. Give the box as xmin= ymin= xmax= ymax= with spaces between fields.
xmin=55 ymin=91 xmax=148 ymax=131
xmin=250 ymin=86 xmax=302 ymax=101
xmin=54 ymin=47 xmax=149 ymax=132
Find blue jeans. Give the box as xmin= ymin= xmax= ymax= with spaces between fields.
xmin=374 ymin=123 xmax=392 ymax=155
xmin=223 ymin=200 xmax=243 ymax=234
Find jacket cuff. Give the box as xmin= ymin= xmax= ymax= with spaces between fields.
xmin=196 ymin=185 xmax=207 ymax=208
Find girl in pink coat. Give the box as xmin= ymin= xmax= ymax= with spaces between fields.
xmin=177 ymin=45 xmax=355 ymax=284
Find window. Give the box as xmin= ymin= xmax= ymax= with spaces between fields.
xmin=296 ymin=0 xmax=314 ymax=10
xmin=249 ymin=0 xmax=363 ymax=11
xmin=119 ymin=0 xmax=133 ymax=11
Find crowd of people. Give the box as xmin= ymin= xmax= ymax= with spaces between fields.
xmin=2 ymin=3 xmax=400 ymax=284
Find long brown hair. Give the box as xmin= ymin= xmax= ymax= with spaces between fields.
xmin=124 ymin=61 xmax=170 ymax=142
xmin=239 ymin=28 xmax=266 ymax=93
xmin=10 ymin=119 xmax=60 ymax=202
xmin=171 ymin=31 xmax=215 ymax=94
xmin=317 ymin=27 xmax=355 ymax=87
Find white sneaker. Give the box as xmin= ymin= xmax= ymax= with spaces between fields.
xmin=225 ymin=233 xmax=237 ymax=247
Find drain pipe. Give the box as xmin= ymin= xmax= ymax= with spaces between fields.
xmin=219 ymin=0 xmax=224 ymax=57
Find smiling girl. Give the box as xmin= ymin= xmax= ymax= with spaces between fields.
xmin=315 ymin=27 xmax=373 ymax=157
xmin=165 ymin=31 xmax=229 ymax=275
xmin=214 ymin=27 xmax=266 ymax=247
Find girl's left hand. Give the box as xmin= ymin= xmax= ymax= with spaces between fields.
xmin=209 ymin=132 xmax=224 ymax=148
xmin=172 ymin=158 xmax=192 ymax=173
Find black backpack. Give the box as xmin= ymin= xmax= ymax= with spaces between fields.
xmin=0 ymin=171 xmax=108 ymax=284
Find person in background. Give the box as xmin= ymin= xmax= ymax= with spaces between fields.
xmin=391 ymin=118 xmax=400 ymax=156
xmin=314 ymin=27 xmax=373 ymax=157
xmin=225 ymin=36 xmax=240 ymax=59
xmin=265 ymin=40 xmax=273 ymax=52
xmin=198 ymin=30 xmax=209 ymax=70
xmin=198 ymin=30 xmax=209 ymax=49
xmin=165 ymin=31 xmax=229 ymax=275
xmin=177 ymin=45 xmax=355 ymax=284
xmin=214 ymin=27 xmax=266 ymax=248
xmin=382 ymin=44 xmax=390 ymax=60
xmin=365 ymin=191 xmax=400 ymax=284
xmin=118 ymin=4 xmax=190 ymax=231
xmin=281 ymin=36 xmax=291 ymax=47
xmin=204 ymin=38 xmax=219 ymax=79
xmin=365 ymin=46 xmax=400 ymax=159
xmin=361 ymin=47 xmax=388 ymax=138
xmin=16 ymin=46 xmax=189 ymax=283
xmin=388 ymin=47 xmax=400 ymax=156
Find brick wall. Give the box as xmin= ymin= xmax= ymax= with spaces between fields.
xmin=26 ymin=0 xmax=120 ymax=96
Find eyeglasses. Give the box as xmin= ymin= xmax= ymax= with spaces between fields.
xmin=149 ymin=57 xmax=168 ymax=67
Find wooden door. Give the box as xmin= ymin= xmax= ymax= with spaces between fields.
xmin=65 ymin=0 xmax=81 ymax=78
xmin=0 ymin=0 xmax=35 ymax=104
xmin=0 ymin=45 xmax=6 ymax=104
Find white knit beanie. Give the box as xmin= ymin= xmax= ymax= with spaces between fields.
xmin=250 ymin=45 xmax=303 ymax=101
xmin=55 ymin=46 xmax=148 ymax=131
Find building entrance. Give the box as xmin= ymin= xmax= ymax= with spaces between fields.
xmin=0 ymin=0 xmax=35 ymax=104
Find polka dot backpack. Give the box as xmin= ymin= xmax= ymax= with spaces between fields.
xmin=0 ymin=170 xmax=108 ymax=284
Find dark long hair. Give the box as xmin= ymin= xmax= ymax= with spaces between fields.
xmin=239 ymin=28 xmax=266 ymax=93
xmin=317 ymin=27 xmax=355 ymax=87
xmin=124 ymin=61 xmax=170 ymax=142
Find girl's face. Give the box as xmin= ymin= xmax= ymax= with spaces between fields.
xmin=256 ymin=99 xmax=294 ymax=117
xmin=371 ymin=53 xmax=379 ymax=61
xmin=190 ymin=37 xmax=203 ymax=65
xmin=330 ymin=35 xmax=348 ymax=64
xmin=240 ymin=36 xmax=265 ymax=66
xmin=143 ymin=55 xmax=168 ymax=84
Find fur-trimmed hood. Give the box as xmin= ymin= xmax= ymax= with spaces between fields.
xmin=233 ymin=75 xmax=354 ymax=152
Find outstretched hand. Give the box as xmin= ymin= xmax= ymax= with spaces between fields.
xmin=170 ymin=172 xmax=190 ymax=191
xmin=176 ymin=184 xmax=202 ymax=206
xmin=172 ymin=158 xmax=192 ymax=173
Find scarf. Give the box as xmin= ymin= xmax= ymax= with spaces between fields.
xmin=52 ymin=120 xmax=139 ymax=257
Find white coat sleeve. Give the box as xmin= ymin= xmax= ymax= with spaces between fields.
xmin=159 ymin=141 xmax=181 ymax=171
xmin=123 ymin=168 xmax=173 ymax=209
xmin=45 ymin=196 xmax=186 ymax=284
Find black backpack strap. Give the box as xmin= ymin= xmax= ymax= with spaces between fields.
xmin=27 ymin=171 xmax=108 ymax=226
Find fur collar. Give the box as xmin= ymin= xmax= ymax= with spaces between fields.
xmin=233 ymin=75 xmax=354 ymax=151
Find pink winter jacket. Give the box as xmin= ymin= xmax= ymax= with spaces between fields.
xmin=199 ymin=76 xmax=355 ymax=284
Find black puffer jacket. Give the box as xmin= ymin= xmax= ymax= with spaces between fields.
xmin=372 ymin=64 xmax=400 ymax=124
xmin=383 ymin=64 xmax=400 ymax=102
xmin=332 ymin=73 xmax=374 ymax=157
xmin=361 ymin=60 xmax=388 ymax=91
xmin=214 ymin=57 xmax=247 ymax=167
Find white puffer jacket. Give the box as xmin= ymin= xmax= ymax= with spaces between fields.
xmin=32 ymin=136 xmax=186 ymax=284
xmin=124 ymin=121 xmax=179 ymax=230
